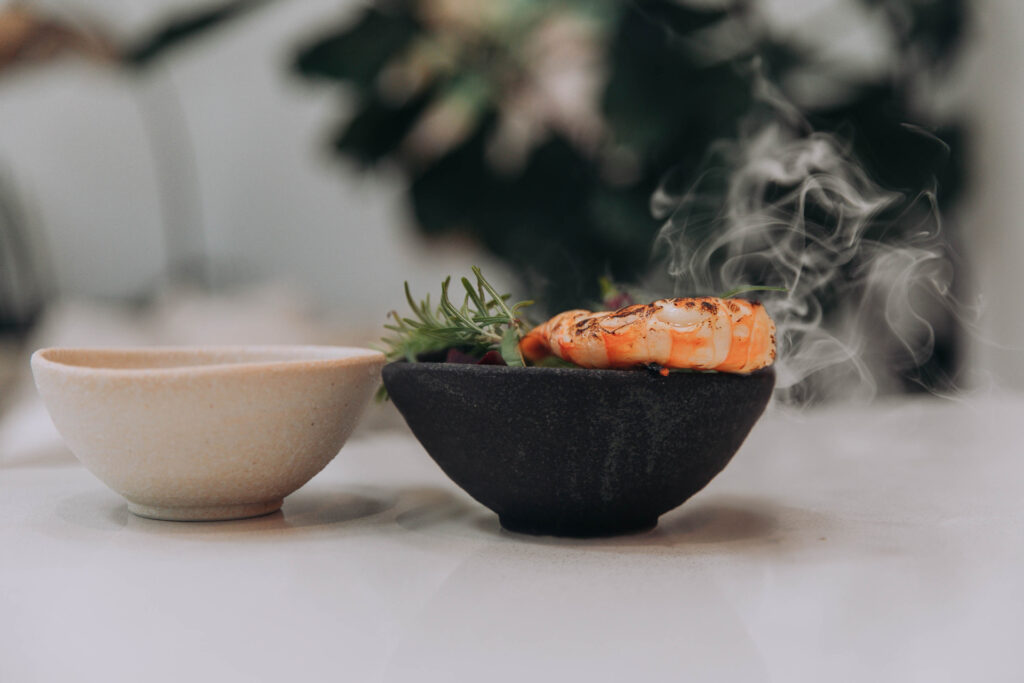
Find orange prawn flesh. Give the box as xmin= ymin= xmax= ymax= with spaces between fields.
xmin=519 ymin=297 xmax=776 ymax=374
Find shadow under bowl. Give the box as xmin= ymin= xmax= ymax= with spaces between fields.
xmin=382 ymin=362 xmax=775 ymax=538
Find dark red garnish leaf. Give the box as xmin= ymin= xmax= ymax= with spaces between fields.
xmin=441 ymin=348 xmax=508 ymax=365
xmin=476 ymin=350 xmax=506 ymax=365
xmin=444 ymin=348 xmax=481 ymax=364
xmin=605 ymin=292 xmax=635 ymax=310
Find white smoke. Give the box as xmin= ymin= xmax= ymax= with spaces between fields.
xmin=650 ymin=96 xmax=962 ymax=404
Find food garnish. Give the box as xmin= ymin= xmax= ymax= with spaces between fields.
xmin=379 ymin=266 xmax=534 ymax=367
xmin=378 ymin=269 xmax=778 ymax=402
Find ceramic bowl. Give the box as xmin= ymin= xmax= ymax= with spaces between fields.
xmin=32 ymin=346 xmax=385 ymax=521
xmin=382 ymin=362 xmax=774 ymax=537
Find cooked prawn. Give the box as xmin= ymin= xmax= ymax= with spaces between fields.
xmin=519 ymin=297 xmax=776 ymax=374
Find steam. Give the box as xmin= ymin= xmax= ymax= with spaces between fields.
xmin=650 ymin=97 xmax=960 ymax=404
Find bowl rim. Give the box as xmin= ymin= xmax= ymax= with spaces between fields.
xmin=31 ymin=345 xmax=385 ymax=378
xmin=383 ymin=359 xmax=775 ymax=380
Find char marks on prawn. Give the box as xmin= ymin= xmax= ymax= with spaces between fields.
xmin=520 ymin=297 xmax=776 ymax=374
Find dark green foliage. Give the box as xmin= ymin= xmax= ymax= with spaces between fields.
xmin=865 ymin=0 xmax=966 ymax=71
xmin=808 ymin=87 xmax=963 ymax=205
xmin=334 ymin=86 xmax=438 ymax=165
xmin=294 ymin=6 xmax=420 ymax=88
xmin=292 ymin=0 xmax=966 ymax=310
xmin=124 ymin=0 xmax=271 ymax=67
xmin=602 ymin=4 xmax=753 ymax=157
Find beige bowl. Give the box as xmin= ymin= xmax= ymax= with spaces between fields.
xmin=31 ymin=346 xmax=385 ymax=521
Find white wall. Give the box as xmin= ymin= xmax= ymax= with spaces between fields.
xmin=0 ymin=0 xmax=508 ymax=323
xmin=960 ymin=1 xmax=1024 ymax=389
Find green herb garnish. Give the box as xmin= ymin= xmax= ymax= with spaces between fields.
xmin=379 ymin=266 xmax=534 ymax=367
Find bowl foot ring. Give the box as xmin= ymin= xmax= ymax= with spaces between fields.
xmin=127 ymin=498 xmax=284 ymax=522
xmin=498 ymin=515 xmax=658 ymax=538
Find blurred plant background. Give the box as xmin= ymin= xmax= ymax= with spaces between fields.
xmin=294 ymin=0 xmax=965 ymax=390
xmin=295 ymin=0 xmax=965 ymax=315
xmin=2 ymin=0 xmax=1020 ymax=404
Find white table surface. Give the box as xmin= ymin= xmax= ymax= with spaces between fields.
xmin=2 ymin=395 xmax=1022 ymax=682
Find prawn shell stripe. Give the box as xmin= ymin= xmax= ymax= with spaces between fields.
xmin=519 ymin=297 xmax=776 ymax=374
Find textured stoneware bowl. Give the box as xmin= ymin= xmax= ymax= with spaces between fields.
xmin=383 ymin=362 xmax=775 ymax=537
xmin=32 ymin=346 xmax=385 ymax=521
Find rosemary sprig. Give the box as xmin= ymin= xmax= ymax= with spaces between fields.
xmin=379 ymin=266 xmax=534 ymax=367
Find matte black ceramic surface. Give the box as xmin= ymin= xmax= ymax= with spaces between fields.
xmin=382 ymin=362 xmax=775 ymax=537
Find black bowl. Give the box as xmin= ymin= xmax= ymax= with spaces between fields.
xmin=382 ymin=362 xmax=775 ymax=537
